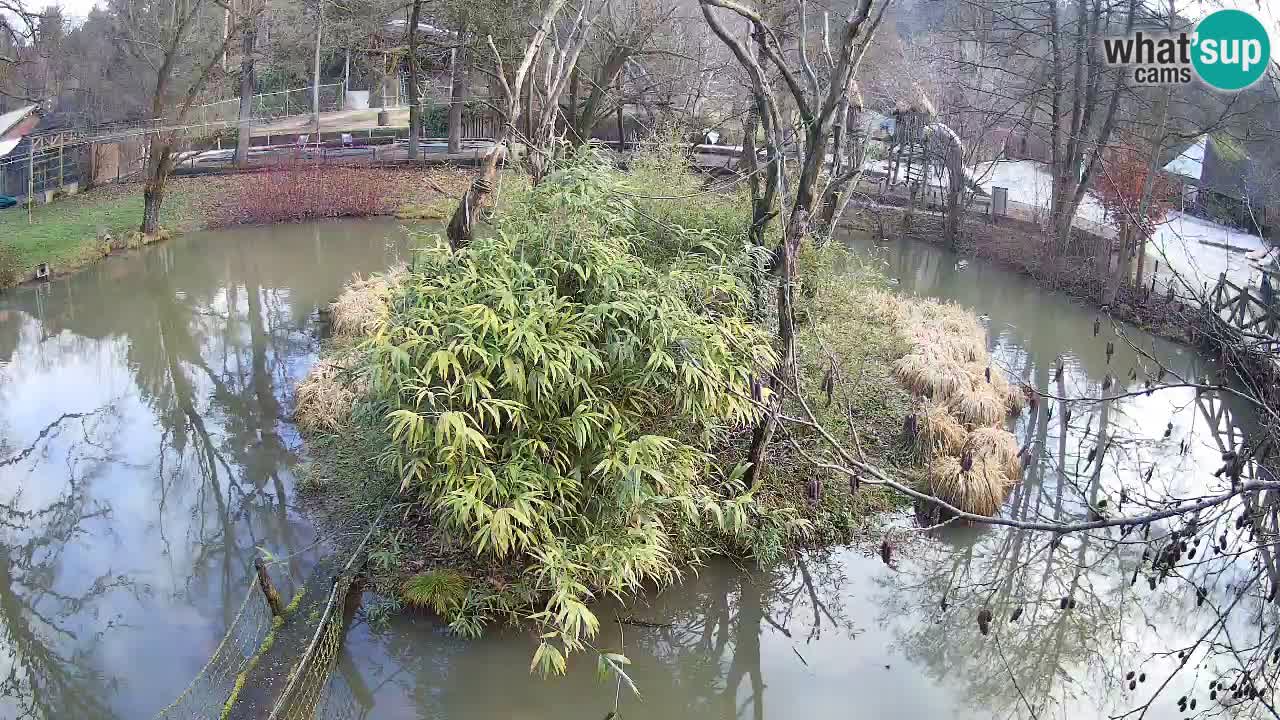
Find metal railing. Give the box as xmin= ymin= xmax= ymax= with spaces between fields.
xmin=194 ymin=83 xmax=348 ymax=129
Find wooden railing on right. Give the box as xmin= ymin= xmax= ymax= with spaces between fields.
xmin=1210 ymin=272 xmax=1280 ymax=350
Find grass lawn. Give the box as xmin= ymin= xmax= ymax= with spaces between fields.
xmin=0 ymin=183 xmax=200 ymax=279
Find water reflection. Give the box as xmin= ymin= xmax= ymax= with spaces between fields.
xmin=1 ymin=220 xmax=1266 ymax=719
xmin=0 ymin=219 xmax=421 ymax=719
xmin=860 ymin=233 xmax=1277 ymax=719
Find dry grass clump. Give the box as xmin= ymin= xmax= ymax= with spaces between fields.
xmin=927 ymin=454 xmax=1016 ymax=517
xmin=295 ymin=354 xmax=361 ymax=433
xmin=947 ymin=385 xmax=1007 ymax=426
xmin=896 ymin=300 xmax=987 ymax=362
xmin=911 ymin=399 xmax=968 ymax=460
xmin=893 ymin=353 xmax=971 ymax=400
xmin=890 ymin=295 xmax=1022 ymax=418
xmin=885 ymin=292 xmax=1027 ymax=516
xmin=963 ymin=426 xmax=1021 ymax=483
xmin=330 ymin=268 xmax=402 ymax=339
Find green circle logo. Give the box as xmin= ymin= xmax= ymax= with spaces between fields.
xmin=1192 ymin=9 xmax=1270 ymax=91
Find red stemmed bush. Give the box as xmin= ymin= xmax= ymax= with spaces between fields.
xmin=213 ymin=162 xmax=397 ymax=226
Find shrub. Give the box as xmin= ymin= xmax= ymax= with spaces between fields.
xmin=0 ymin=241 xmax=21 ymax=289
xmin=402 ymin=569 xmax=468 ymax=615
xmin=363 ymin=154 xmax=792 ymax=672
xmin=622 ymin=132 xmax=757 ymax=265
xmin=214 ymin=163 xmax=394 ymax=226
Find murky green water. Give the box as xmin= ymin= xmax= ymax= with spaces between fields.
xmin=0 ymin=218 xmax=418 ymax=719
xmin=0 ymin=221 xmax=1267 ymax=719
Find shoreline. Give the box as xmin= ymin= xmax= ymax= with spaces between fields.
xmin=0 ymin=165 xmax=472 ymax=291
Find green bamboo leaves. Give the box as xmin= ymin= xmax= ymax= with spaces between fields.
xmin=365 ymin=154 xmax=780 ymax=670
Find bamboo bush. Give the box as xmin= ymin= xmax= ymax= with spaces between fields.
xmin=360 ymin=153 xmax=801 ymax=672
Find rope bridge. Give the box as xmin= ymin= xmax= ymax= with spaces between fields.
xmin=153 ymin=505 xmax=388 ymax=720
xmin=151 ymin=579 xmax=277 ymax=719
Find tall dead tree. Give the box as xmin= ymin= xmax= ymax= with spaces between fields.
xmin=445 ymin=0 xmax=569 ymax=249
xmin=700 ymin=0 xmax=891 ymax=487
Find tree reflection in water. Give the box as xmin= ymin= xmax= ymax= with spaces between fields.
xmin=0 ymin=220 xmax=416 ymax=718
xmin=0 ymin=406 xmax=130 ymax=719
xmin=878 ymin=369 xmax=1279 ymax=719
xmin=341 ymin=550 xmax=860 ymax=720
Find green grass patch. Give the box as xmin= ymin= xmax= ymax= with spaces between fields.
xmin=283 ymin=588 xmax=306 ymax=616
xmin=0 ymin=183 xmax=199 ymax=285
xmin=394 ymin=196 xmax=454 ymax=220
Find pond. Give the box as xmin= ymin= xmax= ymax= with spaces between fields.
xmin=0 ymin=219 xmax=1268 ymax=719
xmin=0 ymin=218 xmax=419 ymax=719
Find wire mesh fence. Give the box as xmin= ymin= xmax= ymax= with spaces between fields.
xmin=192 ymin=84 xmax=347 ymax=129
xmin=152 ymin=580 xmax=276 ymax=720
xmin=267 ymin=576 xmax=356 ymax=720
xmin=316 ymin=653 xmax=374 ymax=720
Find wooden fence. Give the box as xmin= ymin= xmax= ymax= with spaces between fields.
xmin=1209 ymin=271 xmax=1280 ymax=351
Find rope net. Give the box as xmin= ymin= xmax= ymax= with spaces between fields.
xmin=152 ymin=579 xmax=274 ymax=720
xmin=268 ymin=575 xmax=356 ymax=720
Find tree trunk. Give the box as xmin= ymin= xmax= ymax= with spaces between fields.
xmin=744 ymin=209 xmax=805 ymax=489
xmin=447 ymin=27 xmax=467 ymax=154
xmin=567 ymin=68 xmax=579 ymax=140
xmin=311 ymin=1 xmax=323 ymax=135
xmin=447 ymin=143 xmax=500 ymax=249
xmin=570 ymin=49 xmax=629 ymax=145
xmin=1102 ymin=224 xmax=1127 ymax=306
xmin=235 ymin=19 xmax=256 ymax=166
xmin=140 ymin=139 xmax=173 ymax=235
xmin=1134 ymin=231 xmax=1148 ymax=291
xmin=406 ymin=0 xmax=422 ymax=159
xmin=740 ymin=102 xmax=759 ymax=184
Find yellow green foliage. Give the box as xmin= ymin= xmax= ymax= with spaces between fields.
xmin=361 ymin=153 xmax=788 ymax=671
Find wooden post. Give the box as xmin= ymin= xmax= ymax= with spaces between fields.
xmin=616 ymin=102 xmax=624 ymax=152
xmin=27 ymin=142 xmax=34 ymax=223
xmin=255 ymin=557 xmax=284 ymax=616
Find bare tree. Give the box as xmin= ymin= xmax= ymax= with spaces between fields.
xmin=700 ymin=0 xmax=891 ymax=487
xmin=406 ymin=0 xmax=423 ymax=158
xmin=446 ymin=15 xmax=468 ymax=154
xmin=111 ymin=0 xmax=259 ymax=234
xmin=564 ymin=0 xmax=678 ymax=145
xmin=0 ymin=0 xmax=43 ymax=104
xmin=445 ymin=0 xmax=569 ymax=249
xmin=526 ymin=0 xmax=604 ymax=182
xmin=234 ymin=0 xmax=261 ymax=166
